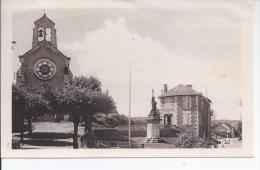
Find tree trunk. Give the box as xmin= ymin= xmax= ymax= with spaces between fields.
xmin=28 ymin=115 xmax=32 ymax=135
xmin=73 ymin=114 xmax=80 ymax=149
xmin=55 ymin=114 xmax=61 ymax=122
xmin=87 ymin=116 xmax=92 ymax=132
xmin=84 ymin=116 xmax=92 ymax=133
xmin=84 ymin=116 xmax=87 ymax=133
xmin=20 ymin=111 xmax=24 ymax=143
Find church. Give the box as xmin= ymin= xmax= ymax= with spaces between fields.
xmin=16 ymin=13 xmax=72 ymax=87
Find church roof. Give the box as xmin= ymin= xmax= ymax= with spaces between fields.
xmin=158 ymin=84 xmax=201 ymax=98
xmin=34 ymin=13 xmax=55 ymax=25
xmin=19 ymin=40 xmax=70 ymax=60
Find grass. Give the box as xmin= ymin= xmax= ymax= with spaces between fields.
xmin=91 ymin=125 xmax=179 ymax=140
xmin=115 ymin=125 xmax=147 ymax=137
xmin=13 ymin=122 xmax=180 ymax=148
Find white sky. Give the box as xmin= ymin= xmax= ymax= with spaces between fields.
xmin=12 ymin=8 xmax=247 ymax=120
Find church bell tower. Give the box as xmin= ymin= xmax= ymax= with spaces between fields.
xmin=16 ymin=13 xmax=72 ymax=88
xmin=32 ymin=13 xmax=57 ymax=48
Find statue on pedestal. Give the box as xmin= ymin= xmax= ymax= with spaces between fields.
xmin=149 ymin=89 xmax=159 ymax=118
xmin=146 ymin=89 xmax=161 ymax=143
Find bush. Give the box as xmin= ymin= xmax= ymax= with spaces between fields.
xmin=175 ymin=134 xmax=205 ymax=148
xmin=79 ymin=132 xmax=96 ymax=148
xmin=175 ymin=133 xmax=218 ymax=148
xmin=174 ymin=125 xmax=217 ymax=148
xmin=12 ymin=139 xmax=21 ymax=149
xmin=94 ymin=113 xmax=133 ymax=126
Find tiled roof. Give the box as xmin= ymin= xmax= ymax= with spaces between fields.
xmin=158 ymin=84 xmax=200 ymax=98
xmin=19 ymin=40 xmax=70 ymax=60
xmin=34 ymin=14 xmax=55 ymax=25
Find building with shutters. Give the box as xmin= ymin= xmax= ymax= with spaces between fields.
xmin=158 ymin=84 xmax=212 ymax=138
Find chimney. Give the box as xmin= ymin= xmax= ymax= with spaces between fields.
xmin=105 ymin=90 xmax=109 ymax=96
xmin=161 ymin=90 xmax=163 ymax=95
xmin=186 ymin=85 xmax=192 ymax=89
xmin=163 ymin=84 xmax=168 ymax=93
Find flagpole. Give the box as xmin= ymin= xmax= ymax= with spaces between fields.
xmin=128 ymin=63 xmax=132 ymax=148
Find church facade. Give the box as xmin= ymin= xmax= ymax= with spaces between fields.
xmin=159 ymin=84 xmax=212 ymax=138
xmin=16 ymin=14 xmax=72 ymax=88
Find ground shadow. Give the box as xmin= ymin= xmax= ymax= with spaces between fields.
xmin=22 ymin=139 xmax=73 ymax=146
xmin=15 ymin=132 xmax=74 ymax=139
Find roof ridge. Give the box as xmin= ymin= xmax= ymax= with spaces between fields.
xmin=158 ymin=84 xmax=200 ymax=98
xmin=34 ymin=14 xmax=55 ymax=25
xmin=167 ymin=84 xmax=184 ymax=91
xmin=19 ymin=41 xmax=70 ymax=60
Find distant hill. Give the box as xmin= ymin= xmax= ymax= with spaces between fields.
xmin=211 ymin=119 xmax=242 ymax=130
xmin=131 ymin=117 xmax=147 ymax=125
xmin=131 ymin=117 xmax=242 ymax=126
xmin=211 ymin=119 xmax=241 ymax=125
xmin=211 ymin=119 xmax=242 ymax=138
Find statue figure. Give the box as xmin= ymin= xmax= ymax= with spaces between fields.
xmin=151 ymin=96 xmax=157 ymax=112
xmin=149 ymin=89 xmax=159 ymax=117
xmin=146 ymin=89 xmax=161 ymax=142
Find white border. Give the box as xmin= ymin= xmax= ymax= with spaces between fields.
xmin=1 ymin=0 xmax=255 ymax=158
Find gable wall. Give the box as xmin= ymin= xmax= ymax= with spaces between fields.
xmin=197 ymin=95 xmax=211 ymax=138
xmin=160 ymin=95 xmax=199 ymax=135
xmin=24 ymin=47 xmax=66 ymax=87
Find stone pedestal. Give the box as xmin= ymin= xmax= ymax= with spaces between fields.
xmin=146 ymin=91 xmax=161 ymax=143
xmin=146 ymin=116 xmax=160 ymax=143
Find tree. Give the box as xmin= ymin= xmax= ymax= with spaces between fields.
xmin=24 ymin=87 xmax=48 ymax=134
xmin=12 ymin=84 xmax=26 ymax=142
xmin=72 ymin=76 xmax=101 ymax=91
xmin=39 ymin=85 xmax=63 ymax=122
xmin=12 ymin=84 xmax=48 ymax=140
xmin=12 ymin=76 xmax=116 ymax=149
xmin=103 ymin=113 xmax=130 ymax=126
xmin=54 ymin=76 xmax=117 ymax=149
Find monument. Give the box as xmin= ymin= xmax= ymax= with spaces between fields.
xmin=146 ymin=89 xmax=161 ymax=143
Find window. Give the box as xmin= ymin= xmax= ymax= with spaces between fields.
xmin=38 ymin=27 xmax=44 ymax=41
xmin=164 ymin=114 xmax=172 ymax=125
xmin=183 ymin=111 xmax=192 ymax=125
xmin=183 ymin=96 xmax=192 ymax=109
xmin=46 ymin=28 xmax=52 ymax=42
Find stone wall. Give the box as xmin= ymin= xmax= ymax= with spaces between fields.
xmin=197 ymin=95 xmax=211 ymax=138
xmin=160 ymin=95 xmax=199 ymax=135
xmin=160 ymin=96 xmax=177 ymax=125
xmin=176 ymin=95 xmax=198 ymax=134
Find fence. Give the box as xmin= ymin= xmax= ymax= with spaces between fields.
xmin=79 ymin=139 xmax=139 ymax=148
xmin=95 ymin=140 xmax=130 ymax=148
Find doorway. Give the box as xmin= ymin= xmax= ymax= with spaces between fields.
xmin=164 ymin=114 xmax=172 ymax=125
